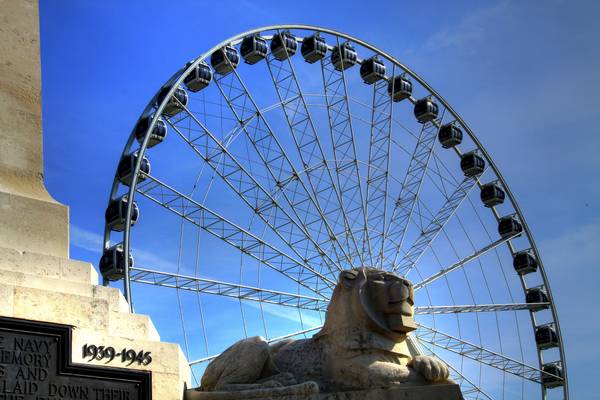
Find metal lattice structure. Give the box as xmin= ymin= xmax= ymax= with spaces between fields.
xmin=102 ymin=25 xmax=568 ymax=400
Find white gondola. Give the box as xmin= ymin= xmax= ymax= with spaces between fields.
xmin=438 ymin=122 xmax=463 ymax=148
xmin=301 ymin=34 xmax=327 ymax=63
xmin=360 ymin=57 xmax=386 ymax=84
xmin=460 ymin=151 xmax=485 ymax=177
xmin=135 ymin=115 xmax=167 ymax=148
xmin=157 ymin=85 xmax=188 ymax=117
xmin=387 ymin=75 xmax=412 ymax=102
xmin=117 ymin=152 xmax=150 ymax=187
xmin=105 ymin=196 xmax=139 ymax=232
xmin=414 ymin=97 xmax=439 ymax=123
xmin=240 ymin=34 xmax=268 ymax=65
xmin=99 ymin=243 xmax=133 ymax=282
xmin=211 ymin=45 xmax=240 ymax=75
xmin=331 ymin=42 xmax=357 ymax=71
xmin=184 ymin=63 xmax=213 ymax=92
xmin=271 ymin=31 xmax=297 ymax=61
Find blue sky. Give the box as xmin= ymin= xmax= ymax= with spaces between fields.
xmin=39 ymin=1 xmax=599 ymax=398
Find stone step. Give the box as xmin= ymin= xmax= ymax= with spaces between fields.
xmin=1 ymin=284 xmax=160 ymax=342
xmin=72 ymin=328 xmax=190 ymax=400
xmin=0 ymin=246 xmax=98 ymax=285
xmin=109 ymin=308 xmax=160 ymax=342
xmin=0 ymin=268 xmax=130 ymax=313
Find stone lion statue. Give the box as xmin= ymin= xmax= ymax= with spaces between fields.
xmin=188 ymin=268 xmax=452 ymax=399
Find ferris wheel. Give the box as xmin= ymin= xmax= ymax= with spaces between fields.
xmin=100 ymin=25 xmax=568 ymax=400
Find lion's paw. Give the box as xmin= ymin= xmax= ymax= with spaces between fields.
xmin=410 ymin=355 xmax=449 ymax=383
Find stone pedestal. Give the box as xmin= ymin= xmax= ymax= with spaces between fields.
xmin=186 ymin=383 xmax=464 ymax=400
xmin=0 ymin=246 xmax=192 ymax=399
xmin=319 ymin=385 xmax=464 ymax=400
xmin=0 ymin=0 xmax=69 ymax=258
xmin=0 ymin=2 xmax=192 ymax=399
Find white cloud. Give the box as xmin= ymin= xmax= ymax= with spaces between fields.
xmin=71 ymin=224 xmax=324 ymax=328
xmin=423 ymin=2 xmax=508 ymax=53
xmin=243 ymin=299 xmax=324 ymax=328
xmin=70 ymin=224 xmax=103 ymax=252
xmin=70 ymin=224 xmax=178 ymax=271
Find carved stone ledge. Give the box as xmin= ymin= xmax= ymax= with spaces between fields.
xmin=317 ymin=384 xmax=464 ymax=400
xmin=186 ymin=383 xmax=464 ymax=400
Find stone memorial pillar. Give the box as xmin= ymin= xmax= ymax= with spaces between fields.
xmin=0 ymin=2 xmax=191 ymax=399
xmin=0 ymin=0 xmax=68 ymax=257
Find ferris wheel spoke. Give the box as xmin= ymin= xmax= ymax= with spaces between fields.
xmin=416 ymin=324 xmax=559 ymax=384
xmin=264 ymin=42 xmax=359 ymax=271
xmin=365 ymin=67 xmax=394 ymax=269
xmin=265 ymin=325 xmax=323 ymax=342
xmin=212 ymin=57 xmax=346 ymax=277
xmin=215 ymin=100 xmax=287 ymax=151
xmin=134 ymin=172 xmax=335 ymax=295
xmin=189 ymin=354 xmax=218 ymax=367
xmin=320 ymin=36 xmax=371 ymax=266
xmin=428 ymin=151 xmax=461 ymax=198
xmin=345 ymin=94 xmax=422 ymax=143
xmin=394 ymin=175 xmax=479 ymax=275
xmin=418 ymin=340 xmax=494 ymax=400
xmin=382 ymin=113 xmax=443 ymax=271
xmin=415 ymin=303 xmax=550 ymax=315
xmin=165 ymin=106 xmax=339 ymax=281
xmin=129 ymin=267 xmax=328 ymax=311
xmin=188 ymin=325 xmax=323 ymax=367
xmin=414 ymin=234 xmax=517 ymax=291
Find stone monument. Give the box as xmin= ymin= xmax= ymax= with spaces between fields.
xmin=0 ymin=1 xmax=191 ymax=399
xmin=187 ymin=268 xmax=463 ymax=400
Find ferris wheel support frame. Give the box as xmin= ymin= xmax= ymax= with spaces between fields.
xmin=102 ymin=24 xmax=568 ymax=399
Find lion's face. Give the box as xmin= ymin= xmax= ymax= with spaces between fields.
xmin=362 ymin=270 xmax=416 ymax=334
xmin=339 ymin=268 xmax=416 ymax=336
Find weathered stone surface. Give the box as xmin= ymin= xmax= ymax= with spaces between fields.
xmin=0 ymin=246 xmax=99 ymax=284
xmin=109 ymin=307 xmax=161 ymax=341
xmin=0 ymin=283 xmax=14 ymax=315
xmin=1 ymin=263 xmax=192 ymax=400
xmin=4 ymin=283 xmax=157 ymax=341
xmin=151 ymin=370 xmax=189 ymax=400
xmin=322 ymin=384 xmax=463 ymax=400
xmin=188 ymin=383 xmax=463 ymax=400
xmin=71 ymin=326 xmax=191 ymax=399
xmin=0 ymin=192 xmax=69 ymax=257
xmin=194 ymin=268 xmax=457 ymax=399
xmin=71 ymin=328 xmax=189 ymax=375
xmin=187 ymin=382 xmax=319 ymax=400
xmin=0 ymin=0 xmax=69 ymax=257
xmin=0 ymin=0 xmax=44 ymax=189
xmin=0 ymin=268 xmax=130 ymax=312
xmin=11 ymin=285 xmax=111 ymax=330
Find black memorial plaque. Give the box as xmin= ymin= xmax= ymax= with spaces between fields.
xmin=0 ymin=317 xmax=151 ymax=400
